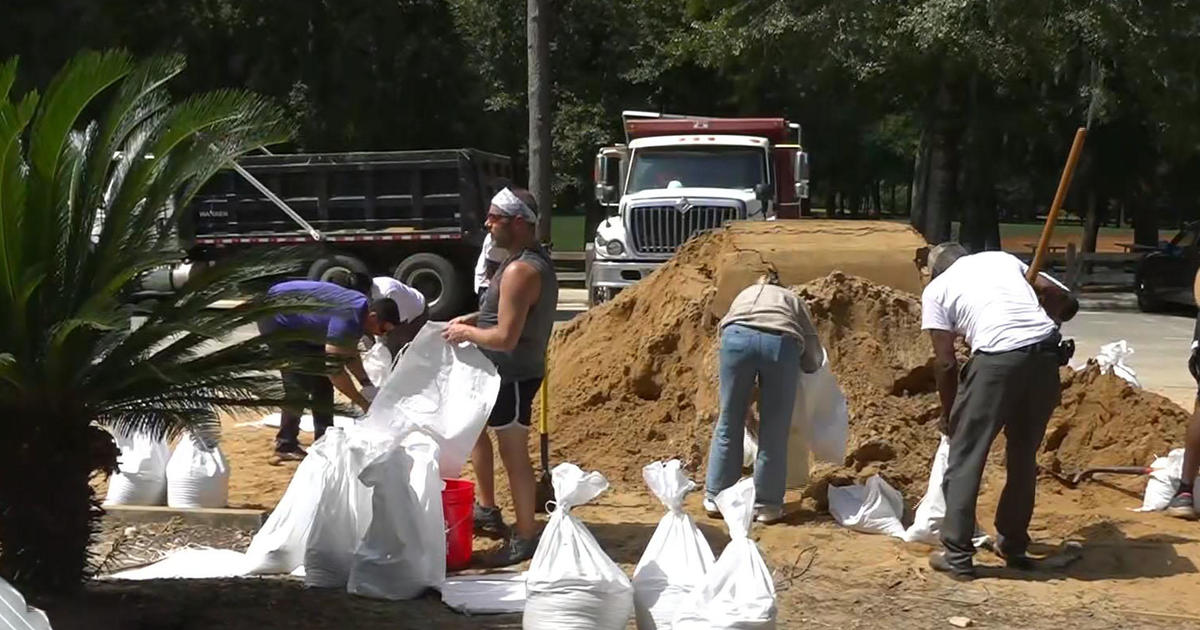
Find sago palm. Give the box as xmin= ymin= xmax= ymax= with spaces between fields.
xmin=0 ymin=50 xmax=332 ymax=595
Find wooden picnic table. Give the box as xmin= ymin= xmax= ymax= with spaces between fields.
xmin=1024 ymin=243 xmax=1066 ymax=254
xmin=1113 ymin=242 xmax=1159 ymax=253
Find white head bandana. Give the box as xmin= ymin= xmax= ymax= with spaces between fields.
xmin=490 ymin=188 xmax=537 ymax=222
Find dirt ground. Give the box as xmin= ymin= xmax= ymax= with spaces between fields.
xmin=67 ymin=416 xmax=1200 ymax=629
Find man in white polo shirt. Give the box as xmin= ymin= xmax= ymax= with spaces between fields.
xmin=921 ymin=243 xmax=1078 ymax=579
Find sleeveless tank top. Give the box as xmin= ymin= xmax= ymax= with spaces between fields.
xmin=477 ymin=244 xmax=558 ymax=380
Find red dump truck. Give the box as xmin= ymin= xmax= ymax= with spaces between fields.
xmin=586 ymin=112 xmax=811 ymax=305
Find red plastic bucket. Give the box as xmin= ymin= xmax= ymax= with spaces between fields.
xmin=442 ymin=478 xmax=475 ymax=571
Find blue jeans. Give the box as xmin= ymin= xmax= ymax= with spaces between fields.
xmin=705 ymin=324 xmax=801 ymax=509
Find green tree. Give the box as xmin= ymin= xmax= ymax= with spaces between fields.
xmin=0 ymin=50 xmax=329 ymax=595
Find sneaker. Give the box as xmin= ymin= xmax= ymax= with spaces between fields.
xmin=272 ymin=445 xmax=307 ymax=462
xmin=996 ymin=550 xmax=1037 ymax=571
xmin=474 ymin=503 xmax=508 ymax=538
xmin=702 ymin=497 xmax=721 ymax=518
xmin=485 ymin=534 xmax=538 ymax=568
xmin=928 ymin=551 xmax=975 ymax=581
xmin=754 ymin=505 xmax=785 ymax=524
xmin=1166 ymin=492 xmax=1198 ymax=520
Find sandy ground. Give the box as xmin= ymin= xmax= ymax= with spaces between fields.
xmin=71 ymin=412 xmax=1200 ymax=629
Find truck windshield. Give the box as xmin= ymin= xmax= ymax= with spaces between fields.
xmin=627 ymin=146 xmax=767 ymax=193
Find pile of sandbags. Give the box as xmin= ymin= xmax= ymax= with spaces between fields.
xmin=103 ymin=426 xmax=230 ymax=509
xmin=167 ymin=434 xmax=230 ymax=509
xmin=104 ymin=428 xmax=170 ymax=506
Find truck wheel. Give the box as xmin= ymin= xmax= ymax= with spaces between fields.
xmin=394 ymin=253 xmax=465 ymax=321
xmin=308 ymin=254 xmax=370 ymax=288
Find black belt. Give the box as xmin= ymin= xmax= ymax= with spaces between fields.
xmin=976 ymin=332 xmax=1062 ymax=356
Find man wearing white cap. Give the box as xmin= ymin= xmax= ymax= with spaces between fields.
xmin=370 ymin=276 xmax=428 ymax=356
xmin=443 ymin=186 xmax=558 ymax=566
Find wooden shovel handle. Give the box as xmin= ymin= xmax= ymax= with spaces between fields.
xmin=1027 ymin=127 xmax=1088 ymax=283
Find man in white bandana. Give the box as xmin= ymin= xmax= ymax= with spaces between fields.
xmin=443 ymin=187 xmax=558 ymax=566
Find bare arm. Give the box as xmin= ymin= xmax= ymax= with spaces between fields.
xmin=326 ymin=343 xmax=370 ymax=410
xmin=930 ymin=329 xmax=959 ymax=435
xmin=795 ymin=299 xmax=824 ymax=374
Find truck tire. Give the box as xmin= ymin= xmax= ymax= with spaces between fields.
xmin=394 ymin=253 xmax=465 ymax=321
xmin=308 ymin=254 xmax=370 ymax=288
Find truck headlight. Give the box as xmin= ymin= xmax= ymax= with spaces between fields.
xmin=606 ymin=240 xmax=625 ymax=256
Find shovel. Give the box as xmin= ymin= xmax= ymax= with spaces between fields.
xmin=534 ymin=377 xmax=554 ymax=513
xmin=1043 ymin=465 xmax=1152 ymax=488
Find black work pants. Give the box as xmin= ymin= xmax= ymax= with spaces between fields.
xmin=940 ymin=343 xmax=1061 ymax=569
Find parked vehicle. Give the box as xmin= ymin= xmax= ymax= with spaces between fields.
xmin=133 ymin=149 xmax=512 ymax=320
xmin=1134 ymin=221 xmax=1200 ymax=311
xmin=586 ymin=111 xmax=810 ymax=305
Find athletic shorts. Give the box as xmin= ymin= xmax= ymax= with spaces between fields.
xmin=487 ymin=378 xmax=543 ymax=430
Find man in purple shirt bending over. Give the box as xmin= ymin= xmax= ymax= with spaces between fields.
xmin=259 ymin=280 xmax=400 ymax=460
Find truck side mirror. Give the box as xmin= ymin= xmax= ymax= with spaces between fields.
xmin=793 ymin=151 xmax=810 ymax=200
xmin=754 ymin=183 xmax=774 ymax=202
xmin=594 ymin=154 xmax=621 ymax=204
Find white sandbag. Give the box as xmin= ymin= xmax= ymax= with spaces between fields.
xmin=1136 ymin=448 xmax=1200 ymax=512
xmin=361 ymin=323 xmax=501 ymax=477
xmin=0 ymin=576 xmax=52 ymax=630
xmin=902 ymin=435 xmax=991 ymax=547
xmin=103 ymin=428 xmax=169 ymax=506
xmin=742 ymin=431 xmax=758 ymax=469
xmin=348 ymin=432 xmax=446 ymax=600
xmin=672 ymin=477 xmax=776 ymax=630
xmin=166 ymin=435 xmax=229 ymax=509
xmin=1096 ymin=340 xmax=1140 ymax=387
xmin=442 ymin=572 xmax=527 ymax=615
xmin=796 ymin=348 xmax=848 ymax=464
xmin=828 ymin=475 xmax=906 ymax=538
xmin=362 ymin=341 xmax=394 ymax=386
xmin=302 ymin=427 xmax=386 ymax=588
xmin=524 ymin=463 xmax=634 ymax=630
xmin=243 ymin=452 xmax=327 ymax=574
xmin=258 ymin=412 xmax=356 ymax=433
xmin=633 ymin=460 xmax=715 ymax=630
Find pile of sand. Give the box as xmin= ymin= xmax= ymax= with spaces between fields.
xmin=547 ymin=226 xmax=1192 ymax=502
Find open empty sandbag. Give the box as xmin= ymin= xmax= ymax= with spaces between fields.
xmin=302 ymin=428 xmax=383 ymax=589
xmin=104 ymin=427 xmax=169 ymax=506
xmin=166 ymin=434 xmax=230 ymax=509
xmin=243 ymin=452 xmax=327 ymax=574
xmin=903 ymin=435 xmax=990 ymax=547
xmin=673 ymin=477 xmax=776 ymax=629
xmin=632 ymin=460 xmax=715 ymax=630
xmin=524 ymin=463 xmax=634 ymax=630
xmin=796 ymin=348 xmax=849 ymax=464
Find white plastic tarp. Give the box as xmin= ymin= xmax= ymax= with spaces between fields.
xmin=0 ymin=577 xmax=52 ymax=630
xmin=632 ymin=460 xmax=715 ymax=630
xmin=441 ymin=572 xmax=527 ymax=615
xmin=361 ymin=323 xmax=501 ymax=478
xmin=672 ymin=477 xmax=777 ymax=630
xmin=110 ymin=549 xmax=251 ymax=581
xmin=524 ymin=463 xmax=634 ymax=630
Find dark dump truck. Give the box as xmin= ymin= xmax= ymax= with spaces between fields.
xmin=141 ymin=149 xmax=512 ymax=320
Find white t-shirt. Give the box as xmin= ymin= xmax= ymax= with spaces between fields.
xmin=473 ymin=234 xmax=510 ymax=293
xmin=921 ymin=251 xmax=1062 ymax=353
xmin=370 ymin=277 xmax=426 ymax=323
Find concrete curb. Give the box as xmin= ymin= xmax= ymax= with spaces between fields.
xmin=103 ymin=505 xmax=268 ymax=530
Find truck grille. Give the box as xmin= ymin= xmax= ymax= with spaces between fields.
xmin=629 ymin=203 xmax=742 ymax=256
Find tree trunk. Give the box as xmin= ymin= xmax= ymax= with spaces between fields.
xmin=912 ymin=76 xmax=960 ymax=244
xmin=0 ymin=421 xmax=108 ymax=595
xmin=910 ymin=129 xmax=930 ymax=232
xmin=959 ymin=73 xmax=1000 ymax=252
xmin=1081 ymin=191 xmax=1103 ymax=254
xmin=1132 ymin=182 xmax=1159 ymax=247
xmin=528 ymin=0 xmax=552 ymax=244
xmin=871 ymin=181 xmax=882 ymax=218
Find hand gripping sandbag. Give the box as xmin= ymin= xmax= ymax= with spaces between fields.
xmin=302 ymin=427 xmax=387 ymax=588
xmin=360 ymin=323 xmax=500 ymax=477
xmin=672 ymin=477 xmax=776 ymax=630
xmin=795 ymin=348 xmax=848 ymax=464
xmin=166 ymin=434 xmax=230 ymax=509
xmin=104 ymin=427 xmax=170 ymax=506
xmin=632 ymin=460 xmax=715 ymax=630
xmin=524 ymin=463 xmax=634 ymax=630
xmin=348 ymin=432 xmax=446 ymax=600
